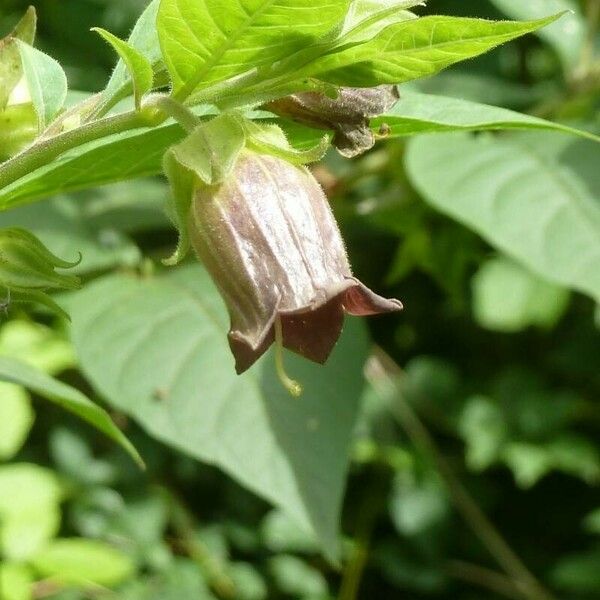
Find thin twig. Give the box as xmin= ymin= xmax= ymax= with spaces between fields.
xmin=160 ymin=487 xmax=236 ymax=599
xmin=446 ymin=560 xmax=525 ymax=600
xmin=365 ymin=348 xmax=557 ymax=600
xmin=337 ymin=473 xmax=387 ymax=600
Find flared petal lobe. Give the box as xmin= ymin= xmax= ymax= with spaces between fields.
xmin=189 ymin=152 xmax=402 ymax=374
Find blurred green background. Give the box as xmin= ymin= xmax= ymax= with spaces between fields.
xmin=0 ymin=1 xmax=599 ymax=599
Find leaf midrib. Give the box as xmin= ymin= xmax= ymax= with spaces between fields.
xmin=319 ymin=15 xmax=550 ymax=68
xmin=175 ymin=0 xmax=277 ymax=100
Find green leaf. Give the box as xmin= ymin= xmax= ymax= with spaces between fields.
xmin=502 ymin=436 xmax=600 ymax=488
xmin=0 ymin=320 xmax=75 ymax=375
xmin=0 ymin=357 xmax=143 ymax=468
xmin=3 ymin=96 xmax=598 ymax=209
xmin=472 ymin=257 xmax=570 ymax=332
xmin=583 ymin=508 xmax=600 ymax=535
xmin=0 ymin=382 xmax=34 ymax=460
xmin=9 ymin=7 xmax=36 ymax=45
xmin=157 ymin=0 xmax=351 ymax=99
xmin=339 ymin=0 xmax=422 ymax=44
xmin=405 ymin=131 xmax=600 ymax=302
xmin=489 ymin=0 xmax=585 ymax=69
xmin=92 ymin=28 xmax=153 ymax=111
xmin=375 ymin=91 xmax=600 ymax=143
xmin=261 ymin=509 xmax=319 ymax=554
xmin=0 ymin=563 xmax=33 ymax=600
xmin=0 ymin=463 xmax=63 ymax=561
xmin=389 ymin=471 xmax=449 ymax=536
xmin=121 ymin=559 xmax=217 ymax=600
xmin=0 ymin=122 xmax=185 ymax=210
xmin=100 ymin=0 xmax=163 ymax=113
xmin=458 ymin=395 xmax=507 ymax=471
xmin=268 ymin=555 xmax=328 ymax=597
xmin=551 ymin=550 xmax=600 ymax=595
xmin=31 ymin=538 xmax=135 ymax=587
xmin=68 ymin=264 xmax=368 ymax=561
xmin=229 ymin=563 xmax=268 ymax=600
xmin=306 ymin=14 xmax=562 ymax=86
xmin=16 ymin=41 xmax=68 ymax=131
xmin=0 ymin=6 xmax=36 ymax=110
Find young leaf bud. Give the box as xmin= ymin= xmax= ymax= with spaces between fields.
xmin=0 ymin=228 xmax=80 ymax=317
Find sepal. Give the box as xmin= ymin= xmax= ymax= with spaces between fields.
xmin=0 ymin=228 xmax=80 ymax=318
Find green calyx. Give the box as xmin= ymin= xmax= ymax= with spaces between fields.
xmin=162 ymin=112 xmax=330 ymax=266
xmin=0 ymin=228 xmax=81 ymax=318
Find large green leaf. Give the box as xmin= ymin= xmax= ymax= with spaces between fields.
xmin=307 ymin=14 xmax=561 ymax=86
xmin=157 ymin=0 xmax=351 ymax=99
xmin=68 ymin=264 xmax=368 ymax=561
xmin=0 ymin=357 xmax=143 ymax=467
xmin=2 ymin=92 xmax=599 ymax=208
xmin=405 ymin=131 xmax=600 ymax=302
xmin=489 ymin=0 xmax=585 ymax=69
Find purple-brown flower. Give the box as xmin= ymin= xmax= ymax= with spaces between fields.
xmin=266 ymin=86 xmax=399 ymax=157
xmin=189 ymin=151 xmax=402 ymax=375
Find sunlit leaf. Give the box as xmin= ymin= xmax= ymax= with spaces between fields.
xmin=93 ymin=28 xmax=153 ymax=111
xmin=307 ymin=14 xmax=562 ymax=86
xmin=16 ymin=41 xmax=68 ymax=130
xmin=157 ymin=0 xmax=351 ymax=99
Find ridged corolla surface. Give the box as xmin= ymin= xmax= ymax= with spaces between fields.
xmin=190 ymin=153 xmax=403 ymax=373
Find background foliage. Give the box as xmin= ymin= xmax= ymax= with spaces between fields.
xmin=0 ymin=0 xmax=598 ymax=599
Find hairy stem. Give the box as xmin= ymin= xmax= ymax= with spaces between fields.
xmin=144 ymin=94 xmax=202 ymax=133
xmin=0 ymin=110 xmax=146 ymax=191
xmin=0 ymin=94 xmax=205 ymax=193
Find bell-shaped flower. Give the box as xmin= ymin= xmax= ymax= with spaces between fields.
xmin=188 ymin=151 xmax=402 ymax=376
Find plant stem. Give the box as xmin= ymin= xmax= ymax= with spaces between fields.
xmin=0 ymin=110 xmax=146 ymax=191
xmin=365 ymin=349 xmax=557 ymax=600
xmin=143 ymin=94 xmax=202 ymax=133
xmin=337 ymin=473 xmax=386 ymax=600
xmin=161 ymin=487 xmax=236 ymax=599
xmin=0 ymin=94 xmax=205 ymax=193
xmin=445 ymin=560 xmax=525 ymax=600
